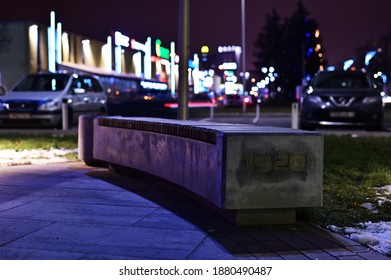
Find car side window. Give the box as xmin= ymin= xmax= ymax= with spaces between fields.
xmin=72 ymin=78 xmax=84 ymax=92
xmin=90 ymin=78 xmax=103 ymax=92
xmin=72 ymin=76 xmax=103 ymax=93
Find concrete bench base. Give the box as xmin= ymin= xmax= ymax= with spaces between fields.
xmin=227 ymin=208 xmax=296 ymax=225
xmin=79 ymin=115 xmax=324 ymax=225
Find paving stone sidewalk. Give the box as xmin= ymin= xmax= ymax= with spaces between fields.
xmin=0 ymin=162 xmax=389 ymax=260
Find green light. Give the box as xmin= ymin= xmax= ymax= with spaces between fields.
xmin=155 ymin=39 xmax=170 ymax=60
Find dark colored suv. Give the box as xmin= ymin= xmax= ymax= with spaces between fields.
xmin=299 ymin=70 xmax=384 ymax=130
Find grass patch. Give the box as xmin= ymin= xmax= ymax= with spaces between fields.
xmin=63 ymin=151 xmax=80 ymax=162
xmin=301 ymin=135 xmax=391 ymax=227
xmin=0 ymin=134 xmax=78 ymax=150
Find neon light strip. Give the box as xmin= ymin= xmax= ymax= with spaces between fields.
xmin=115 ymin=46 xmax=122 ymax=73
xmin=48 ymin=11 xmax=56 ymax=72
xmin=170 ymin=42 xmax=176 ymax=96
xmin=144 ymin=37 xmax=152 ymax=79
xmin=106 ymin=36 xmax=112 ymax=71
xmin=56 ymin=22 xmax=62 ymax=63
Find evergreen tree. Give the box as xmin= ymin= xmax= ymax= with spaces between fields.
xmin=253 ymin=9 xmax=285 ymax=73
xmin=283 ymin=0 xmax=325 ymax=96
xmin=252 ymin=1 xmax=326 ymax=102
xmin=252 ymin=9 xmax=285 ymax=100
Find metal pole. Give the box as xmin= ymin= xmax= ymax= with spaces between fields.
xmin=384 ymin=38 xmax=389 ymax=92
xmin=252 ymin=101 xmax=260 ymax=123
xmin=241 ymin=0 xmax=246 ymax=94
xmin=178 ymin=0 xmax=190 ymax=120
xmin=291 ymin=102 xmax=299 ymax=129
xmin=62 ymin=99 xmax=69 ymax=130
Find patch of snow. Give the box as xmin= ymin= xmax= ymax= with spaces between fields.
xmin=344 ymin=222 xmax=391 ymax=256
xmin=330 ymin=220 xmax=391 ymax=256
xmin=382 ymin=185 xmax=391 ymax=193
xmin=0 ymin=148 xmax=78 ymax=166
xmin=360 ymin=186 xmax=391 ymax=213
xmin=361 ymin=202 xmax=377 ymax=212
xmin=377 ymin=186 xmax=391 ymax=205
xmin=328 ymin=185 xmax=391 ymax=256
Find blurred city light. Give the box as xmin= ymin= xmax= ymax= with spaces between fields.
xmin=365 ymin=50 xmax=377 ymax=66
xmin=343 ymin=59 xmax=354 ymax=71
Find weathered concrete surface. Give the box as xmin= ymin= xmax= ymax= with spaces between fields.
xmin=81 ymin=116 xmax=324 ymax=225
xmin=93 ymin=124 xmax=225 ymax=207
xmin=224 ymin=132 xmax=323 ymax=209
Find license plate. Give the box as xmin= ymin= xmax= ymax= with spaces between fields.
xmin=9 ymin=113 xmax=31 ymax=119
xmin=330 ymin=111 xmax=355 ymax=118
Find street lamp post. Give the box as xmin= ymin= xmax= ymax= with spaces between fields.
xmin=241 ymin=0 xmax=246 ymax=94
xmin=178 ymin=0 xmax=190 ymax=120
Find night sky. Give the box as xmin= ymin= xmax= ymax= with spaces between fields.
xmin=2 ymin=0 xmax=391 ymax=70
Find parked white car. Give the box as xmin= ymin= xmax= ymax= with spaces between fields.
xmin=0 ymin=72 xmax=106 ymax=128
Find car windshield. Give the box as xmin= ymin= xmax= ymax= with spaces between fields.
xmin=13 ymin=74 xmax=70 ymax=92
xmin=314 ymin=73 xmax=371 ymax=89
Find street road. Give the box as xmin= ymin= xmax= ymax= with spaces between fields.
xmin=0 ymin=109 xmax=390 ymax=137
xmin=196 ymin=111 xmax=391 ymax=137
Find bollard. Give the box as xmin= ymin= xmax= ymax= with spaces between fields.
xmin=291 ymin=102 xmax=299 ymax=129
xmin=210 ymin=104 xmax=214 ymax=119
xmin=252 ymin=99 xmax=261 ymax=123
xmin=61 ymin=98 xmax=69 ymax=130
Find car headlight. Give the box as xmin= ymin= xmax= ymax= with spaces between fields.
xmin=37 ymin=99 xmax=60 ymax=111
xmin=362 ymin=96 xmax=381 ymax=104
xmin=0 ymin=100 xmax=9 ymax=111
xmin=305 ymin=95 xmax=322 ymax=103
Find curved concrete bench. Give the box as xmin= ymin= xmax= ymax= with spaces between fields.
xmin=79 ymin=115 xmax=323 ymax=225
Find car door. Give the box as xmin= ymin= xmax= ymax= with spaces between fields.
xmin=70 ymin=75 xmax=105 ymax=116
xmin=68 ymin=76 xmax=92 ymax=117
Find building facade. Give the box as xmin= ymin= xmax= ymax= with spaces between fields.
xmin=0 ymin=17 xmax=176 ymax=93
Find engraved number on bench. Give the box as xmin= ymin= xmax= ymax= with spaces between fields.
xmin=243 ymin=154 xmax=306 ymax=173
